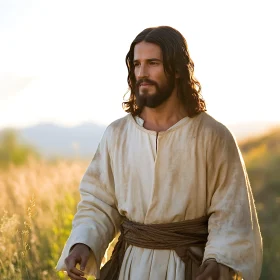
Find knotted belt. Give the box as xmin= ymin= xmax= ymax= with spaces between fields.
xmin=99 ymin=215 xmax=209 ymax=280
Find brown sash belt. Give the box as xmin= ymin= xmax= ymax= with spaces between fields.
xmin=99 ymin=215 xmax=209 ymax=280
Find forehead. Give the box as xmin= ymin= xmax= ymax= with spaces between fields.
xmin=134 ymin=41 xmax=162 ymax=60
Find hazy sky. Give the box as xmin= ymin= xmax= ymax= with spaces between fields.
xmin=0 ymin=0 xmax=279 ymax=129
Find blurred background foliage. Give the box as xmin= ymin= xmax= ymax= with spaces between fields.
xmin=240 ymin=129 xmax=280 ymax=279
xmin=0 ymin=129 xmax=40 ymax=167
xmin=0 ymin=128 xmax=279 ymax=279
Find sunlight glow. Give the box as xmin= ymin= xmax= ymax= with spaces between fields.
xmin=0 ymin=0 xmax=279 ymax=129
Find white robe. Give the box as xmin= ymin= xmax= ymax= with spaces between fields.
xmin=56 ymin=112 xmax=262 ymax=280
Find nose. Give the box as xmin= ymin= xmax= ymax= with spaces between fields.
xmin=136 ymin=64 xmax=149 ymax=79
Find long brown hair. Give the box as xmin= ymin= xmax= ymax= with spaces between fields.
xmin=123 ymin=26 xmax=206 ymax=117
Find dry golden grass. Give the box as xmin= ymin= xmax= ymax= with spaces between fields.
xmin=0 ymin=158 xmax=90 ymax=280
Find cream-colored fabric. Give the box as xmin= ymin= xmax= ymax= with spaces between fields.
xmin=56 ymin=112 xmax=262 ymax=280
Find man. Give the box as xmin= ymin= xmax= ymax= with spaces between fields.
xmin=57 ymin=26 xmax=262 ymax=280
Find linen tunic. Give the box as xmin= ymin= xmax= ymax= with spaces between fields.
xmin=56 ymin=112 xmax=262 ymax=280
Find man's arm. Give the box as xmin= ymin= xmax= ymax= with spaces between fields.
xmin=202 ymin=125 xmax=262 ymax=280
xmin=56 ymin=127 xmax=122 ymax=278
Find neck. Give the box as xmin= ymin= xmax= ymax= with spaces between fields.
xmin=139 ymin=89 xmax=187 ymax=132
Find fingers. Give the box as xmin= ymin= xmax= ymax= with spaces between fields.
xmin=195 ymin=264 xmax=211 ymax=280
xmin=80 ymin=256 xmax=88 ymax=271
xmin=195 ymin=262 xmax=207 ymax=279
xmin=66 ymin=264 xmax=86 ymax=280
xmin=65 ymin=244 xmax=90 ymax=279
xmin=65 ymin=255 xmax=85 ymax=279
xmin=66 ymin=267 xmax=86 ymax=280
xmin=67 ymin=268 xmax=86 ymax=280
xmin=195 ymin=261 xmax=219 ymax=280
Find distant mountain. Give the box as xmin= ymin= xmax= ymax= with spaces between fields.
xmin=19 ymin=122 xmax=106 ymax=159
xmin=1 ymin=120 xmax=279 ymax=159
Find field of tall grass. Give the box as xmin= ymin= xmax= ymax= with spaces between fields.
xmin=0 ymin=159 xmax=90 ymax=280
xmin=1 ymin=125 xmax=280 ymax=279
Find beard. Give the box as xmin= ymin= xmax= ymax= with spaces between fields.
xmin=135 ymin=77 xmax=175 ymax=108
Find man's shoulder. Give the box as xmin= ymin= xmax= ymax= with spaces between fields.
xmin=107 ymin=114 xmax=131 ymax=129
xmin=103 ymin=114 xmax=132 ymax=138
xmin=199 ymin=112 xmax=235 ymax=142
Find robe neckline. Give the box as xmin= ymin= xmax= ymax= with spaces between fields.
xmin=129 ymin=113 xmax=200 ymax=135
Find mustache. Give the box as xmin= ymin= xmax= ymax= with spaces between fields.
xmin=136 ymin=79 xmax=158 ymax=87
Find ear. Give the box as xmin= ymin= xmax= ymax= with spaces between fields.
xmin=175 ymin=70 xmax=180 ymax=79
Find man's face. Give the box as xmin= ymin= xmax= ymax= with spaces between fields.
xmin=133 ymin=41 xmax=175 ymax=108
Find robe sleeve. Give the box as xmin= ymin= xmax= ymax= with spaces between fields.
xmin=56 ymin=128 xmax=122 ymax=278
xmin=203 ymin=125 xmax=263 ymax=280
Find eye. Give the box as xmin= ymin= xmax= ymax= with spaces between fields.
xmin=149 ymin=61 xmax=159 ymax=66
xmin=133 ymin=62 xmax=140 ymax=67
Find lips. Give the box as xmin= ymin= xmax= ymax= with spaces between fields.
xmin=136 ymin=79 xmax=156 ymax=87
xmin=140 ymin=83 xmax=153 ymax=86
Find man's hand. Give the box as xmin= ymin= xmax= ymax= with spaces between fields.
xmin=65 ymin=243 xmax=90 ymax=280
xmin=195 ymin=259 xmax=220 ymax=280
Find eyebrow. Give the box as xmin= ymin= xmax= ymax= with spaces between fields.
xmin=133 ymin=58 xmax=162 ymax=63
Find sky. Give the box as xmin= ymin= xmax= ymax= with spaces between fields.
xmin=0 ymin=0 xmax=279 ymax=129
